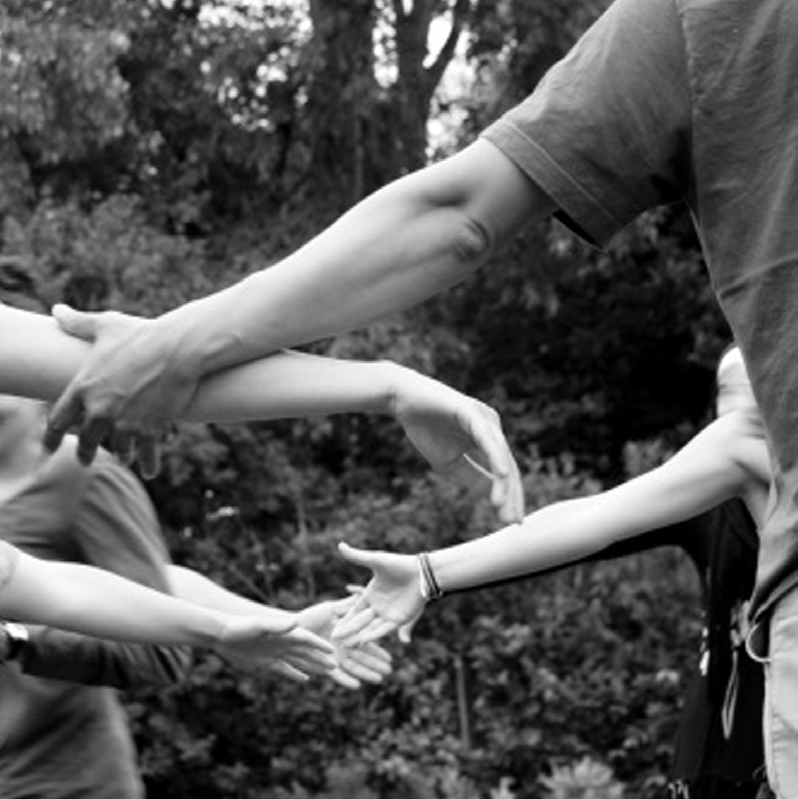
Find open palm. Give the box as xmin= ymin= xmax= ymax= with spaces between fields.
xmin=332 ymin=543 xmax=426 ymax=645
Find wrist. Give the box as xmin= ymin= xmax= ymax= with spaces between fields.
xmin=384 ymin=363 xmax=422 ymax=418
xmin=196 ymin=611 xmax=229 ymax=650
xmin=157 ymin=301 xmax=237 ymax=379
xmin=417 ymin=552 xmax=443 ymax=601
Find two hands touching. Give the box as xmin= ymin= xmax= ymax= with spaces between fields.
xmin=331 ymin=544 xmax=427 ymax=647
xmin=41 ymin=305 xmax=496 ymax=667
xmin=42 ymin=305 xmax=524 ymax=523
xmin=43 ymin=306 xmax=197 ymax=477
xmin=213 ymin=596 xmax=392 ymax=690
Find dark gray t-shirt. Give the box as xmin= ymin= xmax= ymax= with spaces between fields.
xmin=482 ymin=0 xmax=798 ymax=631
xmin=0 ymin=440 xmax=188 ymax=799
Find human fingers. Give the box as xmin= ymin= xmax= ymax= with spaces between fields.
xmin=398 ymin=620 xmax=417 ymax=644
xmin=43 ymin=383 xmax=84 ymax=455
xmin=341 ymin=645 xmax=393 ymax=678
xmin=51 ymin=304 xmax=102 ymax=341
xmin=465 ymin=406 xmax=525 ymax=522
xmin=282 ymin=626 xmax=336 ymax=655
xmin=352 ymin=618 xmax=398 ymax=645
xmin=111 ymin=429 xmax=137 ymax=466
xmin=280 ymin=650 xmax=337 ymax=676
xmin=331 ymin=603 xmax=377 ymax=643
xmin=326 ymin=594 xmax=358 ymax=617
xmin=76 ymin=417 xmax=113 ymax=466
xmin=334 ymin=648 xmax=391 ymax=686
xmin=337 ymin=541 xmax=381 ymax=571
xmin=257 ymin=616 xmax=298 ymax=636
xmin=136 ymin=433 xmax=162 ymax=480
xmin=461 ymin=450 xmax=524 ymax=525
xmin=327 ymin=666 xmax=362 ymax=690
xmin=268 ymin=660 xmax=311 ymax=682
xmin=336 ymin=657 xmax=386 ymax=686
xmin=496 ymin=455 xmax=525 ymax=525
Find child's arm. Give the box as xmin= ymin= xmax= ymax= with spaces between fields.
xmin=0 ymin=306 xmax=522 ymax=522
xmin=0 ymin=542 xmax=335 ymax=676
xmin=333 ymin=409 xmax=770 ymax=643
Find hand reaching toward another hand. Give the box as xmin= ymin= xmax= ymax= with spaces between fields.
xmin=391 ymin=369 xmax=524 ymax=524
xmin=297 ymin=597 xmax=393 ymax=689
xmin=212 ymin=613 xmax=337 ymax=682
xmin=332 ymin=543 xmax=427 ymax=646
xmin=44 ymin=305 xmax=201 ymax=477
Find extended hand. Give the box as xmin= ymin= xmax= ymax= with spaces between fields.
xmin=214 ymin=614 xmax=337 ymax=681
xmin=297 ymin=597 xmax=393 ymax=689
xmin=392 ymin=369 xmax=524 ymax=524
xmin=332 ymin=543 xmax=426 ymax=645
xmin=44 ymin=305 xmax=201 ymax=477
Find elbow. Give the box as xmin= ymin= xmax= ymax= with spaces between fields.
xmin=452 ymin=214 xmax=495 ymax=270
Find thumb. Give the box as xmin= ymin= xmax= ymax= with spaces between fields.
xmin=261 ymin=617 xmax=297 ymax=636
xmin=398 ymin=620 xmax=416 ymax=644
xmin=338 ymin=541 xmax=376 ymax=570
xmin=52 ymin=303 xmax=101 ymax=341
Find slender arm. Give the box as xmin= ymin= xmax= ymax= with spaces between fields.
xmin=0 ymin=542 xmax=337 ymax=677
xmin=1 ymin=544 xmax=224 ymax=645
xmin=432 ymin=411 xmax=767 ymax=590
xmin=0 ymin=307 xmax=397 ymax=419
xmin=333 ymin=409 xmax=770 ymax=642
xmin=168 ymin=565 xmax=292 ymax=620
xmin=0 ymin=305 xmax=524 ymax=520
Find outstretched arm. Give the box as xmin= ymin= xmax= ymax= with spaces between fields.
xmin=150 ymin=140 xmax=550 ymax=363
xmin=0 ymin=305 xmax=522 ymax=521
xmin=168 ymin=565 xmax=392 ymax=688
xmin=333 ymin=410 xmax=770 ymax=643
xmin=43 ymin=139 xmax=550 ymax=499
xmin=0 ymin=542 xmax=336 ymax=676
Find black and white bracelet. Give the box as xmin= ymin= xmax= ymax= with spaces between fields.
xmin=417 ymin=551 xmax=443 ymax=601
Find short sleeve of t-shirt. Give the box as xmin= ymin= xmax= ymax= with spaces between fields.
xmin=73 ymin=450 xmax=171 ymax=592
xmin=481 ymin=0 xmax=691 ymax=247
xmin=0 ymin=540 xmax=20 ymax=595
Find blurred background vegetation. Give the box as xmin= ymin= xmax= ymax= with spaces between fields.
xmin=2 ymin=1 xmax=734 ymax=796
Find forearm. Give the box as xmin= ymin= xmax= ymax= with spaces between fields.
xmin=0 ymin=309 xmax=82 ymax=400
xmin=0 ymin=306 xmax=409 ymax=423
xmin=439 ymin=516 xmax=699 ymax=596
xmin=183 ymin=350 xmax=402 ymax=423
xmin=3 ymin=552 xmax=227 ymax=647
xmin=429 ymin=496 xmax=610 ymax=592
xmin=168 ymin=565 xmax=294 ymax=623
xmin=19 ymin=626 xmax=190 ymax=688
xmin=155 ymin=140 xmax=550 ymax=375
xmin=429 ymin=428 xmax=742 ymax=592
